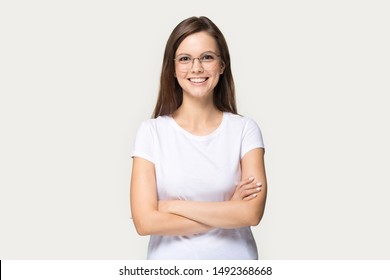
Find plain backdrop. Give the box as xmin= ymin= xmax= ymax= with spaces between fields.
xmin=1 ymin=0 xmax=389 ymax=259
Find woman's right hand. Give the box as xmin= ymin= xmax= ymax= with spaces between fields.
xmin=230 ymin=177 xmax=262 ymax=201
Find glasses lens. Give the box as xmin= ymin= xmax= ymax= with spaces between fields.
xmin=176 ymin=55 xmax=192 ymax=64
xmin=200 ymin=54 xmax=217 ymax=63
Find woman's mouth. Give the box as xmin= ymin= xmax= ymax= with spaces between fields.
xmin=188 ymin=77 xmax=208 ymax=84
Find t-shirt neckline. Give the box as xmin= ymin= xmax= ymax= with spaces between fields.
xmin=168 ymin=112 xmax=227 ymax=140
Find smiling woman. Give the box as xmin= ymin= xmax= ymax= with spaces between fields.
xmin=130 ymin=16 xmax=267 ymax=260
xmin=174 ymin=32 xmax=224 ymax=104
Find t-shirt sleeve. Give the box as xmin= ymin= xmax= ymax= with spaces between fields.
xmin=130 ymin=120 xmax=155 ymax=164
xmin=241 ymin=118 xmax=265 ymax=159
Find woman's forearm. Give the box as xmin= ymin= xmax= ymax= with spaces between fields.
xmin=162 ymin=198 xmax=265 ymax=229
xmin=132 ymin=209 xmax=213 ymax=236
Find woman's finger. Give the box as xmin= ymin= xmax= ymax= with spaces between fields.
xmin=241 ymin=186 xmax=262 ymax=200
xmin=241 ymin=182 xmax=262 ymax=191
xmin=236 ymin=177 xmax=255 ymax=190
xmin=243 ymin=193 xmax=259 ymax=201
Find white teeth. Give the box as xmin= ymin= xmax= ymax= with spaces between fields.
xmin=189 ymin=78 xmax=207 ymax=83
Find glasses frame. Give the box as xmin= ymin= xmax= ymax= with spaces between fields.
xmin=174 ymin=52 xmax=221 ymax=69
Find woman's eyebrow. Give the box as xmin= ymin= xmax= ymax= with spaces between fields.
xmin=175 ymin=50 xmax=218 ymax=56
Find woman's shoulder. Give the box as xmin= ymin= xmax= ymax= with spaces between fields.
xmin=224 ymin=112 xmax=264 ymax=149
xmin=224 ymin=112 xmax=260 ymax=128
xmin=137 ymin=115 xmax=172 ymax=131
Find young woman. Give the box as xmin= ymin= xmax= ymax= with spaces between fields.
xmin=130 ymin=16 xmax=267 ymax=259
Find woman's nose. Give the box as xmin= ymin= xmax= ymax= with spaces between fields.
xmin=191 ymin=58 xmax=204 ymax=73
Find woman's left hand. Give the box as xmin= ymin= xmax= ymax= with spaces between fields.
xmin=230 ymin=177 xmax=262 ymax=201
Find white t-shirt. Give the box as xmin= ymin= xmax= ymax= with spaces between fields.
xmin=131 ymin=112 xmax=264 ymax=259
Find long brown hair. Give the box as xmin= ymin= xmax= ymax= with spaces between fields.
xmin=152 ymin=16 xmax=237 ymax=118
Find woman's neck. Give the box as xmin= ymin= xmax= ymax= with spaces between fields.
xmin=172 ymin=97 xmax=223 ymax=135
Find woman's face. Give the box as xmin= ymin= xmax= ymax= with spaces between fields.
xmin=174 ymin=31 xmax=224 ymax=101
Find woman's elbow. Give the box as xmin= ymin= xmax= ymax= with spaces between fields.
xmin=246 ymin=197 xmax=266 ymax=226
xmin=136 ymin=229 xmax=149 ymax=236
xmin=131 ymin=207 xmax=160 ymax=236
xmin=134 ymin=224 xmax=148 ymax=236
xmin=132 ymin=217 xmax=152 ymax=236
xmin=249 ymin=215 xmax=262 ymax=226
xmin=247 ymin=209 xmax=265 ymax=227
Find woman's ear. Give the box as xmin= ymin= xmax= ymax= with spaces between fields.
xmin=220 ymin=62 xmax=225 ymax=75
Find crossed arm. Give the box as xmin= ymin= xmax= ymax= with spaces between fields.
xmin=130 ymin=148 xmax=267 ymax=236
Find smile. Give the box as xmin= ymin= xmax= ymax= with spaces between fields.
xmin=188 ymin=77 xmax=208 ymax=84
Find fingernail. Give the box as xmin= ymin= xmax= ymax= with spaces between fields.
xmin=256 ymin=187 xmax=261 ymax=191
xmin=249 ymin=177 xmax=254 ymax=180
xmin=253 ymin=194 xmax=257 ymax=197
xmin=256 ymin=182 xmax=262 ymax=187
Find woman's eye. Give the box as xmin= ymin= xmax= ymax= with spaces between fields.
xmin=201 ymin=54 xmax=214 ymax=61
xmin=179 ymin=56 xmax=191 ymax=62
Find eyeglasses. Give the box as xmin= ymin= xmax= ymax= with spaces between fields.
xmin=174 ymin=52 xmax=221 ymax=69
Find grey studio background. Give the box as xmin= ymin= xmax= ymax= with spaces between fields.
xmin=1 ymin=0 xmax=389 ymax=259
